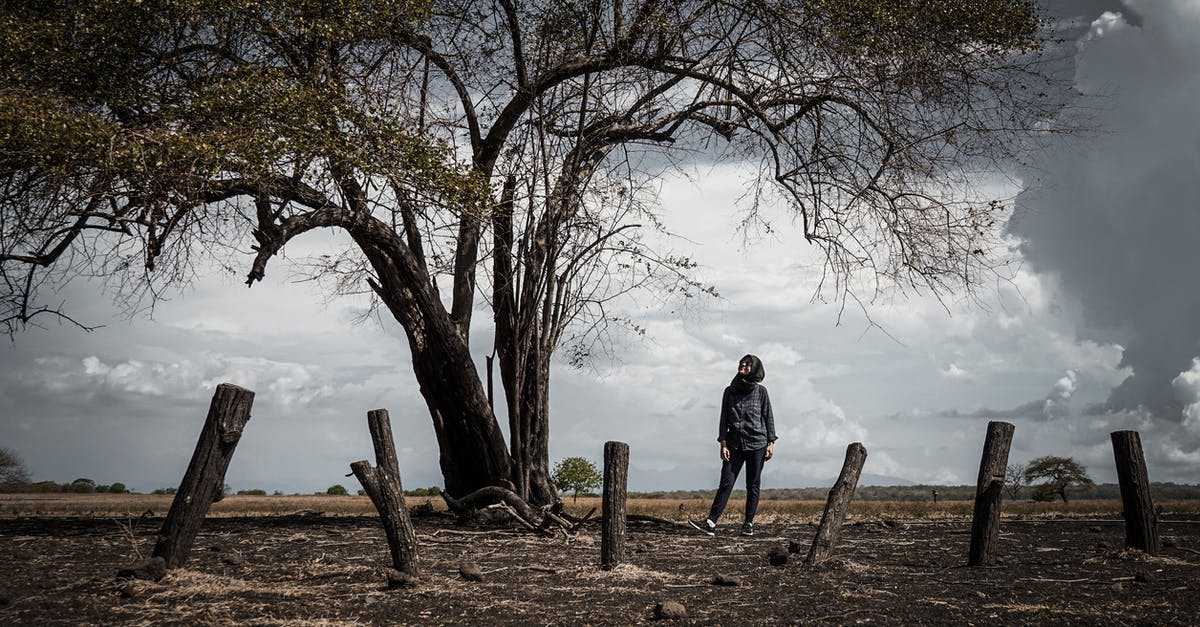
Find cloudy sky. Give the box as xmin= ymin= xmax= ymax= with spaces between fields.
xmin=3 ymin=0 xmax=1199 ymax=495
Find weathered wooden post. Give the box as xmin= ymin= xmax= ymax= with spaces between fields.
xmin=153 ymin=383 xmax=255 ymax=568
xmin=968 ymin=420 xmax=1014 ymax=567
xmin=601 ymin=440 xmax=629 ymax=570
xmin=805 ymin=442 xmax=867 ymax=566
xmin=351 ymin=409 xmax=420 ymax=576
xmin=1111 ymin=430 xmax=1158 ymax=555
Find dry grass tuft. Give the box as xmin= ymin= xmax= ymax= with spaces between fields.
xmin=575 ymin=562 xmax=684 ymax=585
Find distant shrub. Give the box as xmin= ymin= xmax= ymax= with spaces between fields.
xmin=1031 ymin=485 xmax=1057 ymax=502
xmin=96 ymin=485 xmax=110 ymax=493
xmin=326 ymin=484 xmax=349 ymax=496
xmin=237 ymin=489 xmax=267 ymax=496
xmin=69 ymin=478 xmax=96 ymax=493
xmin=32 ymin=481 xmax=61 ymax=492
xmin=108 ymin=482 xmax=127 ymax=494
xmin=405 ymin=486 xmax=443 ymax=497
xmin=272 ymin=490 xmax=283 ymax=496
xmin=357 ymin=489 xmax=366 ymax=496
xmin=152 ymin=487 xmax=178 ymax=495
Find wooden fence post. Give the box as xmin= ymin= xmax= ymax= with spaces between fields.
xmin=1111 ymin=430 xmax=1158 ymax=555
xmin=968 ymin=420 xmax=1014 ymax=567
xmin=601 ymin=441 xmax=629 ymax=570
xmin=805 ymin=442 xmax=867 ymax=566
xmin=351 ymin=409 xmax=420 ymax=576
xmin=153 ymin=383 xmax=255 ymax=568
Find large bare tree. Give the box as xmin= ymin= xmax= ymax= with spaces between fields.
xmin=1 ymin=0 xmax=1067 ymax=504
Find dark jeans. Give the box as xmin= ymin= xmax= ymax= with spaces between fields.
xmin=707 ymin=445 xmax=767 ymax=524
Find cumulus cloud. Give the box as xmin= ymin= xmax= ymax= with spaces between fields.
xmin=1010 ymin=0 xmax=1200 ymax=421
xmin=940 ymin=363 xmax=972 ymax=381
xmin=1172 ymin=358 xmax=1200 ymax=430
xmin=16 ymin=353 xmax=351 ymax=411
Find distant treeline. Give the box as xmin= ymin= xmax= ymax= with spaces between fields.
xmin=630 ymin=483 xmax=1200 ymax=501
xmin=13 ymin=479 xmax=128 ymax=494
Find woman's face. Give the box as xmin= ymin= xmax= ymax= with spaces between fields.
xmin=737 ymin=359 xmax=753 ymax=375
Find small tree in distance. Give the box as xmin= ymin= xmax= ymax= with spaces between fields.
xmin=1004 ymin=463 xmax=1027 ymax=500
xmin=326 ymin=484 xmax=349 ymax=496
xmin=0 ymin=447 xmax=31 ymax=490
xmin=1025 ymin=456 xmax=1094 ymax=504
xmin=552 ymin=457 xmax=603 ymax=503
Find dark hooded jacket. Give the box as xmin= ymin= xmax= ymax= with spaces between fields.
xmin=719 ymin=354 xmax=777 ymax=451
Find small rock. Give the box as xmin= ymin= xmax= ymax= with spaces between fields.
xmin=768 ymin=546 xmax=789 ymax=567
xmin=1110 ymin=582 xmax=1125 ymax=593
xmin=220 ymin=552 xmax=246 ymax=566
xmin=787 ymin=541 xmax=803 ymax=554
xmin=1088 ymin=525 xmax=1103 ymax=533
xmin=1134 ymin=570 xmax=1153 ymax=584
xmin=12 ymin=548 xmax=36 ymax=560
xmin=459 ymin=562 xmax=483 ymax=582
xmin=711 ymin=574 xmax=742 ymax=587
xmin=386 ymin=570 xmax=419 ymax=589
xmin=654 ymin=600 xmax=687 ymax=620
xmin=119 ymin=583 xmax=138 ymax=599
xmin=116 ymin=557 xmax=167 ymax=582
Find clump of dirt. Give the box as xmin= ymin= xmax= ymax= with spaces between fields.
xmin=1 ymin=515 xmax=1198 ymax=624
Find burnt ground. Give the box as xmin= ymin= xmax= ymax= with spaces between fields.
xmin=1 ymin=514 xmax=1198 ymax=625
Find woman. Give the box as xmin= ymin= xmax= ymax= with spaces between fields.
xmin=689 ymin=354 xmax=777 ymax=537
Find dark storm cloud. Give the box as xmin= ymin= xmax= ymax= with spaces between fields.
xmin=1010 ymin=1 xmax=1200 ymax=421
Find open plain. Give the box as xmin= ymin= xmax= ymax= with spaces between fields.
xmin=2 ymin=494 xmax=1199 ymax=625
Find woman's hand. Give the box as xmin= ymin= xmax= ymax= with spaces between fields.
xmin=765 ymin=441 xmax=775 ymax=461
xmin=720 ymin=443 xmax=730 ymax=462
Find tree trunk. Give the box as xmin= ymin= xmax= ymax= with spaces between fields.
xmin=357 ymin=236 xmax=513 ymax=500
xmin=601 ymin=441 xmax=629 ymax=570
xmin=491 ymin=176 xmax=557 ymax=506
xmin=1111 ymin=430 xmax=1158 ymax=555
xmin=805 ymin=443 xmax=867 ymax=566
xmin=153 ymin=383 xmax=254 ymax=569
xmin=968 ymin=421 xmax=1014 ymax=567
xmin=512 ymin=352 xmax=556 ymax=505
xmin=408 ymin=340 xmax=514 ymax=497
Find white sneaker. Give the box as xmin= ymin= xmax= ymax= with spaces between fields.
xmin=688 ymin=518 xmax=716 ymax=536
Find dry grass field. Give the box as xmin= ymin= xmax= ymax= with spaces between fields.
xmin=4 ymin=492 xmax=1200 ymax=521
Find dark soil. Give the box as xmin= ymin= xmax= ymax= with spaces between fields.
xmin=2 ymin=514 xmax=1198 ymax=625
